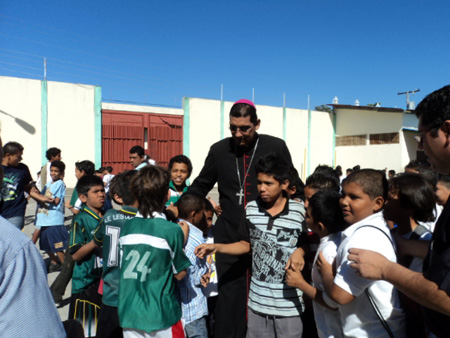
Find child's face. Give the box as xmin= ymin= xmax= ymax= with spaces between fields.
xmin=171 ymin=162 xmax=189 ymax=188
xmin=257 ymin=173 xmax=288 ymax=204
xmin=5 ymin=151 xmax=23 ymax=167
xmin=204 ymin=210 xmax=214 ymax=229
xmin=50 ymin=166 xmax=63 ymax=182
xmin=435 ymin=181 xmax=450 ymax=206
xmin=75 ymin=167 xmax=84 ymax=180
xmin=340 ymin=181 xmax=383 ymax=225
xmin=80 ymin=185 xmax=106 ymax=211
xmin=305 ymin=205 xmax=327 ymax=237
xmin=303 ymin=186 xmax=318 ymax=208
xmin=383 ymin=191 xmax=405 ymax=223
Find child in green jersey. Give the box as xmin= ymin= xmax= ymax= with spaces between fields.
xmin=118 ymin=166 xmax=191 ymax=338
xmin=69 ymin=175 xmax=106 ymax=337
xmin=72 ymin=170 xmax=138 ymax=338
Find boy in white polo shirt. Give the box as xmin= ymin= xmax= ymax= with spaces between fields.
xmin=318 ymin=169 xmax=406 ymax=338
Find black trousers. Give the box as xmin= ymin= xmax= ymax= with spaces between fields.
xmin=214 ymin=254 xmax=249 ymax=338
xmin=50 ymin=250 xmax=75 ymax=302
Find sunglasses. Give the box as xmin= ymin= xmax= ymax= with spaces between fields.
xmin=230 ymin=125 xmax=252 ymax=133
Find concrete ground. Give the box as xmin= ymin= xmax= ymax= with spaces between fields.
xmin=23 ymin=187 xmax=219 ymax=321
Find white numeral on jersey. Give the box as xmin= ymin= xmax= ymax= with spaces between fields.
xmin=123 ymin=250 xmax=152 ymax=282
xmin=106 ymin=226 xmax=121 ymax=267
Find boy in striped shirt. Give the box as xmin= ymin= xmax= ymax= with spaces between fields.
xmin=195 ymin=153 xmax=308 ymax=338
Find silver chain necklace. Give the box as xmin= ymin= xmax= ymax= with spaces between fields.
xmin=235 ymin=138 xmax=259 ymax=205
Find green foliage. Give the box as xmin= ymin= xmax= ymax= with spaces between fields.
xmin=315 ymin=104 xmax=332 ymax=112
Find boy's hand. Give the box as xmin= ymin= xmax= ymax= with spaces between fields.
xmin=317 ymin=251 xmax=333 ymax=276
xmin=208 ymin=197 xmax=222 ymax=216
xmin=285 ymin=263 xmax=305 ymax=289
xmin=285 ymin=247 xmax=305 ymax=271
xmin=195 ymin=244 xmax=217 ymax=259
xmin=201 ymin=272 xmax=211 ymax=287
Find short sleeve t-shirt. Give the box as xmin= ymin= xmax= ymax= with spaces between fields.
xmin=36 ymin=180 xmax=66 ymax=227
xmin=69 ymin=206 xmax=103 ymax=294
xmin=118 ymin=213 xmax=191 ymax=333
xmin=93 ymin=206 xmax=137 ymax=307
xmin=0 ymin=163 xmax=33 ymax=219
xmin=239 ymin=198 xmax=308 ymax=317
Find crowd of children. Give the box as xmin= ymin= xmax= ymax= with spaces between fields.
xmin=4 ymin=138 xmax=448 ymax=338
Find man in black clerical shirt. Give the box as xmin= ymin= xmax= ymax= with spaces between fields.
xmin=189 ymin=99 xmax=303 ymax=338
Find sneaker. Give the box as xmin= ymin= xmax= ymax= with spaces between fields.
xmin=48 ymin=263 xmax=62 ymax=273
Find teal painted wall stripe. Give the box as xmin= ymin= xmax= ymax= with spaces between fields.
xmin=283 ymin=107 xmax=287 ymax=141
xmin=183 ymin=97 xmax=190 ymax=157
xmin=332 ymin=111 xmax=337 ymax=167
xmin=94 ymin=86 xmax=102 ymax=167
xmin=40 ymin=80 xmax=48 ymax=165
xmin=307 ymin=109 xmax=312 ymax=176
xmin=220 ymin=100 xmax=225 ymax=139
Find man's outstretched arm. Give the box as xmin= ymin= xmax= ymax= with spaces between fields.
xmin=348 ymin=248 xmax=450 ymax=316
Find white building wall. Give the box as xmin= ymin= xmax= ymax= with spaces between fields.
xmin=0 ymin=76 xmax=42 ymax=181
xmin=47 ymin=81 xmax=97 ymax=188
xmin=188 ymin=98 xmax=222 ymax=181
xmin=309 ymin=111 xmax=334 ymax=173
xmin=337 ymin=109 xmax=403 ymax=135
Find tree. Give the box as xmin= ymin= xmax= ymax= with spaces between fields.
xmin=315 ymin=105 xmax=332 ymax=112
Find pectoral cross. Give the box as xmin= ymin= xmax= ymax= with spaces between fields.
xmin=236 ymin=188 xmax=244 ymax=205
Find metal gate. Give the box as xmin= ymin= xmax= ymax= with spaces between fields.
xmin=102 ymin=109 xmax=183 ymax=173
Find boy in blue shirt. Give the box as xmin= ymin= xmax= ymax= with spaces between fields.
xmin=35 ymin=160 xmax=68 ymax=270
xmin=177 ymin=193 xmax=209 ymax=338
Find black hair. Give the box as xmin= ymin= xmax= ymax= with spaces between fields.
xmin=405 ymin=160 xmax=437 ymax=189
xmin=177 ymin=193 xmax=207 ymax=220
xmin=105 ymin=166 xmax=113 ymax=173
xmin=309 ymin=190 xmax=345 ymax=233
xmin=343 ymin=169 xmax=388 ymax=200
xmin=75 ymin=160 xmax=95 ymax=176
xmin=76 ymin=175 xmax=104 ymax=196
xmin=415 ymin=85 xmax=450 ymax=133
xmin=205 ymin=198 xmax=214 ymax=213
xmin=50 ymin=160 xmax=65 ymax=173
xmin=335 ymin=165 xmax=343 ymax=177
xmin=129 ymin=145 xmax=145 ymax=157
xmin=438 ymin=174 xmax=450 ymax=189
xmin=346 ymin=168 xmax=353 ymax=174
xmin=352 ymin=165 xmax=361 ymax=172
xmin=46 ymin=147 xmax=61 ymax=161
xmin=288 ymin=167 xmax=305 ymax=200
xmin=109 ymin=170 xmax=137 ymax=205
xmin=388 ymin=170 xmax=396 ymax=176
xmin=230 ymin=103 xmax=258 ymax=124
xmin=311 ymin=165 xmax=340 ymax=190
xmin=3 ymin=141 xmax=23 ymax=155
xmin=305 ymin=172 xmax=340 ymax=193
xmin=168 ymin=155 xmax=193 ymax=177
xmin=255 ymin=153 xmax=290 ymax=183
xmin=389 ymin=173 xmax=436 ymax=223
xmin=131 ymin=165 xmax=169 ymax=217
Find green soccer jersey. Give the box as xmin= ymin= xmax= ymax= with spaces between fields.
xmin=69 ymin=206 xmax=103 ymax=294
xmin=93 ymin=206 xmax=137 ymax=307
xmin=118 ymin=213 xmax=191 ymax=333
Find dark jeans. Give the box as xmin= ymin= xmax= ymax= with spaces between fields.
xmin=185 ymin=317 xmax=208 ymax=338
xmin=50 ymin=250 xmax=75 ymax=302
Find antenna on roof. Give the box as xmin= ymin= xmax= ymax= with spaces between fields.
xmin=398 ymin=88 xmax=420 ymax=110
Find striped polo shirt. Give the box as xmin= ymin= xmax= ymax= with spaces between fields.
xmin=241 ymin=198 xmax=307 ymax=317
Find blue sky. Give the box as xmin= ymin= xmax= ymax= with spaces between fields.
xmin=1 ymin=1 xmax=449 ymax=109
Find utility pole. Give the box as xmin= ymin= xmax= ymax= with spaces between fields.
xmin=398 ymin=88 xmax=420 ymax=110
